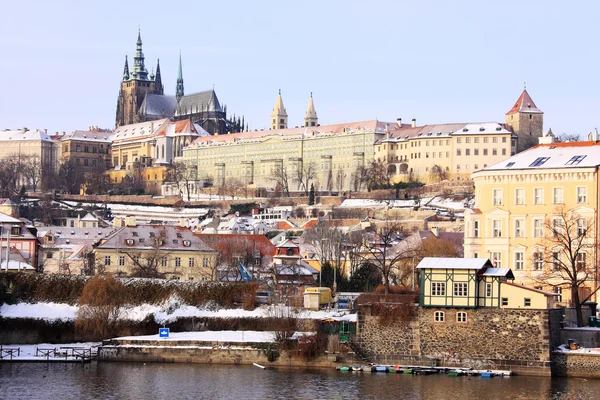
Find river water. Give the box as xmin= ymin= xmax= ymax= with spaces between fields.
xmin=1 ymin=362 xmax=599 ymax=400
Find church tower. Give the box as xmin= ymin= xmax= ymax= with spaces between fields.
xmin=176 ymin=53 xmax=184 ymax=102
xmin=115 ymin=29 xmax=164 ymax=127
xmin=505 ymin=88 xmax=544 ymax=152
xmin=270 ymin=89 xmax=288 ymax=130
xmin=304 ymin=92 xmax=318 ymax=127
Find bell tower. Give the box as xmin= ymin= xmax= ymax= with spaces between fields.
xmin=270 ymin=89 xmax=288 ymax=130
xmin=304 ymin=92 xmax=318 ymax=127
xmin=115 ymin=28 xmax=163 ymax=127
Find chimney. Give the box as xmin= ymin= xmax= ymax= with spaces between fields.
xmin=431 ymin=227 xmax=439 ymax=237
xmin=411 ymin=119 xmax=417 ymax=128
xmin=22 ymin=127 xmax=28 ymax=133
xmin=125 ymin=216 xmax=137 ymax=227
xmin=396 ymin=118 xmax=402 ymax=127
xmin=44 ymin=128 xmax=47 ymax=134
xmin=588 ymin=129 xmax=599 ymax=143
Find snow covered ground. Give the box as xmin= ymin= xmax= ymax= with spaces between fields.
xmin=114 ymin=330 xmax=305 ymax=343
xmin=339 ymin=196 xmax=472 ymax=211
xmin=1 ymin=302 xmax=357 ymax=324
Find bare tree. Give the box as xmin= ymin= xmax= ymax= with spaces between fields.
xmin=429 ymin=164 xmax=447 ymax=183
xmin=358 ymin=222 xmax=417 ymax=294
xmin=118 ymin=228 xmax=171 ymax=278
xmin=21 ymin=155 xmax=43 ymax=192
xmin=57 ymin=159 xmax=83 ymax=194
xmin=294 ymin=162 xmax=317 ymax=195
xmin=305 ymin=223 xmax=346 ymax=288
xmin=166 ymin=161 xmax=197 ymax=201
xmin=351 ymin=166 xmax=368 ymax=192
xmin=84 ymin=162 xmax=110 ymax=194
xmin=365 ymin=160 xmax=391 ymax=190
xmin=334 ymin=169 xmax=346 ymax=194
xmin=269 ymin=162 xmax=291 ymax=197
xmin=533 ymin=208 xmax=598 ymax=326
xmin=556 ymin=133 xmax=582 ymax=143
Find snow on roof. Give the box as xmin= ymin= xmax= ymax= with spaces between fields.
xmin=452 ymin=122 xmax=510 ymax=135
xmin=480 ymin=141 xmax=600 ymax=172
xmin=416 ymin=257 xmax=493 ymax=270
xmin=0 ymin=212 xmax=21 ymax=223
xmin=481 ymin=267 xmax=513 ymax=278
xmin=0 ymin=129 xmax=54 ymax=142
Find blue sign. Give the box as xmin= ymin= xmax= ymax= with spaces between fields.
xmin=159 ymin=328 xmax=170 ymax=338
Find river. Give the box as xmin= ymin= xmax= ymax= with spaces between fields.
xmin=1 ymin=362 xmax=599 ymax=399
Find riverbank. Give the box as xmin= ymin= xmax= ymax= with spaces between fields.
xmin=99 ymin=330 xmax=346 ymax=368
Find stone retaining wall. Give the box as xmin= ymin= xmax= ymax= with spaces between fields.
xmin=357 ymin=306 xmax=561 ymax=375
xmin=552 ymin=352 xmax=600 ymax=378
xmin=98 ymin=344 xmax=341 ymax=368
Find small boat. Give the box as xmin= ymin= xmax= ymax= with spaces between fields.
xmin=372 ymin=365 xmax=388 ymax=372
xmin=337 ymin=366 xmax=351 ymax=372
xmin=401 ymin=368 xmax=413 ymax=374
xmin=414 ymin=369 xmax=437 ymax=375
xmin=448 ymin=369 xmax=465 ymax=376
xmin=481 ymin=371 xmax=493 ymax=378
xmin=351 ymin=366 xmax=363 ymax=372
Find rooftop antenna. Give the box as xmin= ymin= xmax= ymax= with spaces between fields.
xmin=524 ymin=82 xmax=526 ymax=90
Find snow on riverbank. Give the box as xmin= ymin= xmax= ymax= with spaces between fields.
xmin=0 ymin=342 xmax=100 ymax=361
xmin=1 ymin=302 xmax=357 ymax=324
xmin=114 ymin=330 xmax=293 ymax=343
xmin=0 ymin=302 xmax=78 ymax=321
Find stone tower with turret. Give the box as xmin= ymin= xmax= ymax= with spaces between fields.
xmin=115 ymin=29 xmax=164 ymax=127
xmin=270 ymin=90 xmax=288 ymax=130
xmin=505 ymin=89 xmax=544 ymax=152
xmin=304 ymin=92 xmax=318 ymax=127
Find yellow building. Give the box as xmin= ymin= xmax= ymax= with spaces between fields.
xmin=175 ymin=89 xmax=538 ymax=193
xmin=109 ymin=118 xmax=200 ymax=193
xmin=94 ymin=222 xmax=218 ymax=280
xmin=464 ymin=135 xmax=600 ymax=305
xmin=417 ymin=257 xmax=556 ymax=310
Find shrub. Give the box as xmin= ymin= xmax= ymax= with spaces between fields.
xmin=75 ymin=275 xmax=128 ymax=340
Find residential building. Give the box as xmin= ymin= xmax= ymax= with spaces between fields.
xmin=94 ymin=222 xmax=217 ymax=280
xmin=54 ymin=127 xmax=112 ymax=171
xmin=464 ymin=134 xmax=600 ymax=305
xmin=38 ymin=226 xmax=115 ymax=274
xmin=417 ymin=257 xmax=556 ymax=310
xmin=0 ymin=212 xmax=40 ymax=270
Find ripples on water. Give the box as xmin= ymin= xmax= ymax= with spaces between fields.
xmin=1 ymin=362 xmax=599 ymax=400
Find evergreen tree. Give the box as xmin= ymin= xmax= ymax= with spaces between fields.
xmin=309 ymin=183 xmax=315 ymax=205
xmin=349 ymin=263 xmax=382 ymax=292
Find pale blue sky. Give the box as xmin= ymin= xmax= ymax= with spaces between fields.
xmin=1 ymin=1 xmax=598 ymax=136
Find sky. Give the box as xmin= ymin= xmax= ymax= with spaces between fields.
xmin=1 ymin=1 xmax=598 ymax=137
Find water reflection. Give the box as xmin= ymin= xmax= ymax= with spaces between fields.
xmin=1 ymin=362 xmax=599 ymax=400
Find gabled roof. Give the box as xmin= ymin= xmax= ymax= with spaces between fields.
xmin=416 ymin=257 xmax=493 ymax=270
xmin=506 ymin=89 xmax=543 ymax=115
xmin=97 ymin=225 xmax=215 ymax=252
xmin=0 ymin=129 xmax=54 ymax=142
xmin=0 ymin=212 xmax=21 ymax=224
xmin=112 ymin=119 xmax=169 ymax=141
xmin=140 ymin=94 xmax=178 ymax=118
xmin=55 ymin=130 xmax=112 ymax=143
xmin=175 ymin=90 xmax=223 ymax=116
xmin=481 ymin=268 xmax=514 ymax=279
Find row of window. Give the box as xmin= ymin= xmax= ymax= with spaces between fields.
xmin=492 ymin=187 xmax=588 ymax=206
xmin=474 ymin=217 xmax=588 ymax=239
xmin=431 ymin=282 xmax=469 ymax=297
xmin=456 ymin=137 xmax=507 ymax=144
xmin=434 ymin=311 xmax=468 ymax=323
xmin=457 ymin=148 xmax=506 ymax=157
xmin=105 ymin=255 xmax=210 ymax=268
xmin=472 ymin=250 xmax=586 ymax=271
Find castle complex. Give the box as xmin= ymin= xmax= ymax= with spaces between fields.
xmin=115 ymin=30 xmax=243 ymax=135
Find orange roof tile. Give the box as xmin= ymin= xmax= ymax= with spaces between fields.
xmin=506 ymin=90 xmax=542 ymax=115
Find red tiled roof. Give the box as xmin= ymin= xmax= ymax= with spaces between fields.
xmin=537 ymin=140 xmax=599 ymax=148
xmin=506 ymin=89 xmax=542 ymax=115
xmin=276 ymin=221 xmax=295 ymax=230
xmin=196 ymin=234 xmax=276 ymax=257
xmin=300 ymin=219 xmax=319 ymax=230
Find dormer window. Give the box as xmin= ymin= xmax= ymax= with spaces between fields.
xmin=11 ymin=226 xmax=20 ymax=236
xmin=176 ymin=233 xmax=183 ymax=238
xmin=183 ymin=240 xmax=191 ymax=247
xmin=132 ymin=232 xmax=138 ymax=237
xmin=126 ymin=239 xmax=134 ymax=245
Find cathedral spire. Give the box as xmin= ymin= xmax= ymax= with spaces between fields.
xmin=304 ymin=92 xmax=318 ymax=127
xmin=176 ymin=52 xmax=184 ymax=102
xmin=155 ymin=58 xmax=163 ymax=95
xmin=131 ymin=27 xmax=149 ymax=81
xmin=122 ymin=55 xmax=130 ymax=81
xmin=270 ymin=89 xmax=288 ymax=130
